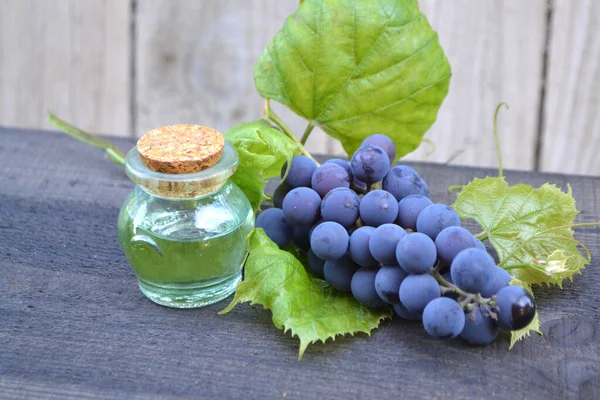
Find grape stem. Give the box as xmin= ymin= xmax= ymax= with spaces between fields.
xmin=493 ymin=103 xmax=509 ymax=178
xmin=430 ymin=269 xmax=494 ymax=310
xmin=264 ymin=100 xmax=320 ymax=166
xmin=300 ymin=122 xmax=315 ymax=145
xmin=474 ymin=231 xmax=488 ymax=241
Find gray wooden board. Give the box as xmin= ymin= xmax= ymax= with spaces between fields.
xmin=0 ymin=128 xmax=599 ymax=400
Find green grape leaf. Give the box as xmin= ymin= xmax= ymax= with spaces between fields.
xmin=254 ymin=0 xmax=450 ymax=159
xmin=224 ymin=120 xmax=301 ymax=210
xmin=452 ymin=177 xmax=589 ymax=287
xmin=220 ymin=229 xmax=392 ymax=359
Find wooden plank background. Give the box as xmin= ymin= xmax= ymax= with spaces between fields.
xmin=0 ymin=0 xmax=598 ymax=174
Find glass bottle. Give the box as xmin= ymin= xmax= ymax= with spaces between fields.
xmin=117 ymin=134 xmax=253 ymax=308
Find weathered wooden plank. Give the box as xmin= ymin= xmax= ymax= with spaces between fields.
xmin=540 ymin=0 xmax=600 ymax=175
xmin=1 ymin=128 xmax=600 ymax=399
xmin=404 ymin=0 xmax=547 ymax=170
xmin=134 ymin=0 xmax=330 ymax=155
xmin=0 ymin=0 xmax=131 ymax=136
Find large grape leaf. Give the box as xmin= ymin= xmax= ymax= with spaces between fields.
xmin=220 ymin=229 xmax=391 ymax=359
xmin=254 ymin=0 xmax=451 ymax=159
xmin=452 ymin=177 xmax=589 ymax=287
xmin=452 ymin=177 xmax=590 ymax=346
xmin=224 ymin=120 xmax=301 ymax=210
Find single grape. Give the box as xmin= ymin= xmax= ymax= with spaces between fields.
xmin=281 ymin=155 xmax=317 ymax=188
xmin=480 ymin=266 xmax=512 ymax=297
xmin=460 ymin=307 xmax=500 ymax=345
xmin=416 ymin=204 xmax=461 ymax=240
xmin=307 ymin=249 xmax=326 ymax=278
xmin=393 ymin=303 xmax=421 ymax=321
xmin=323 ymin=254 xmax=360 ymax=291
xmin=375 ymin=266 xmax=407 ymax=304
xmin=361 ymin=134 xmax=396 ymax=163
xmin=422 ymin=297 xmax=466 ymax=339
xmin=369 ymin=224 xmax=407 ymax=265
xmin=311 ymin=163 xmax=350 ymax=197
xmin=255 ymin=208 xmax=293 ymax=248
xmin=396 ymin=194 xmax=433 ymax=230
xmin=310 ymin=221 xmax=349 ymax=261
xmin=450 ymin=248 xmax=497 ymax=293
xmin=350 ymin=145 xmax=390 ymax=184
xmin=399 ymin=274 xmax=440 ymax=314
xmin=325 ymin=158 xmax=353 ymax=180
xmin=494 ymin=286 xmax=536 ymax=330
xmin=351 ymin=267 xmax=385 ymax=307
xmin=272 ymin=183 xmax=291 ymax=209
xmin=321 ymin=188 xmax=360 ymax=227
xmin=359 ymin=190 xmax=399 ymax=227
xmin=383 ymin=166 xmax=429 ymax=202
xmin=349 ymin=226 xmax=378 ymax=267
xmin=282 ymin=187 xmax=321 ymax=226
xmin=292 ymin=225 xmax=311 ymax=251
xmin=434 ymin=226 xmax=478 ymax=265
xmin=396 ymin=232 xmax=437 ymax=274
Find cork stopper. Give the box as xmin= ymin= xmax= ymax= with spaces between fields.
xmin=137 ymin=124 xmax=225 ymax=174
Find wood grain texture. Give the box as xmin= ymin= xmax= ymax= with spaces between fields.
xmin=540 ymin=0 xmax=600 ymax=175
xmin=405 ymin=0 xmax=547 ymax=170
xmin=1 ymin=128 xmax=600 ymax=399
xmin=0 ymin=0 xmax=131 ymax=136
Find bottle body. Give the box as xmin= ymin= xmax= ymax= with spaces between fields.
xmin=118 ymin=181 xmax=253 ymax=308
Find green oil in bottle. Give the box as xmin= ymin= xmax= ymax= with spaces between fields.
xmin=118 ymin=183 xmax=254 ymax=308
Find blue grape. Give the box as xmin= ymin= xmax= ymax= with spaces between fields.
xmin=359 ymin=190 xmax=398 ymax=227
xmin=422 ymin=297 xmax=466 ymax=339
xmin=460 ymin=307 xmax=500 ymax=345
xmin=325 ymin=158 xmax=353 ymax=180
xmin=350 ymin=145 xmax=390 ymax=184
xmin=369 ymin=224 xmax=407 ymax=265
xmin=375 ymin=266 xmax=407 ymax=304
xmin=349 ymin=226 xmax=378 ymax=267
xmin=323 ymin=254 xmax=360 ymax=291
xmin=361 ymin=134 xmax=396 ymax=163
xmin=321 ymin=187 xmax=360 ymax=227
xmin=310 ymin=221 xmax=349 ymax=261
xmin=281 ymin=155 xmax=317 ymax=188
xmin=416 ymin=204 xmax=460 ymax=240
xmin=255 ymin=208 xmax=293 ymax=248
xmin=481 ymin=266 xmax=512 ymax=297
xmin=307 ymin=249 xmax=325 ymax=278
xmin=396 ymin=232 xmax=437 ymax=274
xmin=282 ymin=187 xmax=321 ymax=226
xmin=292 ymin=225 xmax=311 ymax=251
xmin=351 ymin=267 xmax=385 ymax=307
xmin=450 ymin=248 xmax=497 ymax=293
xmin=435 ymin=226 xmax=478 ymax=265
xmin=494 ymin=286 xmax=536 ymax=330
xmin=309 ymin=218 xmax=325 ymax=238
xmin=272 ymin=183 xmax=291 ymax=209
xmin=399 ymin=274 xmax=440 ymax=314
xmin=311 ymin=163 xmax=350 ymax=197
xmin=393 ymin=303 xmax=421 ymax=321
xmin=383 ymin=166 xmax=429 ymax=202
xmin=396 ymin=194 xmax=433 ymax=230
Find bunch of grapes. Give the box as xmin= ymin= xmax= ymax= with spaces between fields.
xmin=256 ymin=134 xmax=536 ymax=345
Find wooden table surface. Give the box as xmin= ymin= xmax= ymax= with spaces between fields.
xmin=1 ymin=128 xmax=600 ymax=400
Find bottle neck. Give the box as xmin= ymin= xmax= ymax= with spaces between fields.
xmin=124 ymin=142 xmax=239 ymax=199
